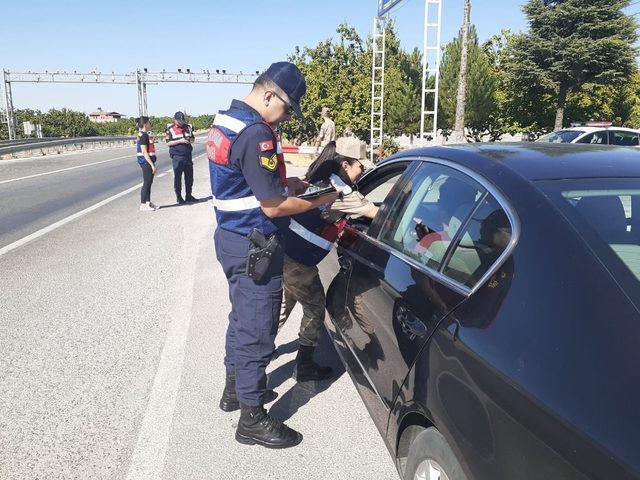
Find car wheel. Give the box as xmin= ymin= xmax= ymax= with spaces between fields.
xmin=404 ymin=427 xmax=468 ymax=480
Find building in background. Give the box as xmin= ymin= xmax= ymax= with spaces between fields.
xmin=88 ymin=107 xmax=124 ymax=123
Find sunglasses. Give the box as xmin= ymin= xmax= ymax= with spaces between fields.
xmin=271 ymin=91 xmax=295 ymax=116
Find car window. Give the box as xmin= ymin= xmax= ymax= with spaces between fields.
xmin=576 ymin=131 xmax=608 ymax=145
xmin=442 ymin=195 xmax=513 ymax=288
xmin=610 ymin=130 xmax=640 ymax=146
xmin=379 ymin=163 xmax=484 ymax=271
xmin=537 ymin=130 xmax=584 ymax=143
xmin=538 ymin=178 xmax=640 ymax=309
xmin=364 ymin=172 xmax=404 ymax=203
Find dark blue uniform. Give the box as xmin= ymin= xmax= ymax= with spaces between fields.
xmin=208 ymin=100 xmax=288 ymax=407
xmin=166 ymin=122 xmax=195 ymax=199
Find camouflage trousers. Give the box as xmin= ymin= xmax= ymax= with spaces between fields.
xmin=278 ymin=255 xmax=326 ymax=347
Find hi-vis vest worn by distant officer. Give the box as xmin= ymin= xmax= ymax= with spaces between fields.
xmin=166 ymin=123 xmax=194 ymax=155
xmin=207 ymin=108 xmax=287 ymax=236
xmin=136 ymin=131 xmax=156 ymax=164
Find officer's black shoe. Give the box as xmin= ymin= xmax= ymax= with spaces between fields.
xmin=177 ymin=195 xmax=186 ymax=205
xmin=235 ymin=405 xmax=303 ymax=449
xmin=219 ymin=375 xmax=278 ymax=412
xmin=185 ymin=195 xmax=198 ymax=203
xmin=293 ymin=345 xmax=334 ymax=382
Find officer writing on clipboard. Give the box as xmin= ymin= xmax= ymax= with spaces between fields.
xmin=208 ymin=62 xmax=337 ymax=449
xmin=166 ymin=111 xmax=197 ymax=204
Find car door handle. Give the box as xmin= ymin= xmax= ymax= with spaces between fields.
xmin=396 ymin=304 xmax=428 ymax=340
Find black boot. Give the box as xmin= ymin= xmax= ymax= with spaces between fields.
xmin=176 ymin=194 xmax=186 ymax=205
xmin=235 ymin=405 xmax=303 ymax=449
xmin=293 ymin=345 xmax=334 ymax=382
xmin=185 ymin=194 xmax=198 ymax=203
xmin=219 ymin=375 xmax=278 ymax=412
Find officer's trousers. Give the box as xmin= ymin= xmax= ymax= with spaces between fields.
xmin=278 ymin=255 xmax=325 ymax=347
xmin=171 ymin=154 xmax=193 ymax=197
xmin=214 ymin=227 xmax=283 ymax=407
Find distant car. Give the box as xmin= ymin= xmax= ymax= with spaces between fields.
xmin=319 ymin=144 xmax=640 ymax=480
xmin=537 ymin=125 xmax=640 ymax=146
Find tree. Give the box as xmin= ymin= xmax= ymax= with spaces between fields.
xmin=439 ymin=26 xmax=500 ymax=141
xmin=507 ymin=0 xmax=638 ymax=130
xmin=385 ymin=47 xmax=423 ymax=140
xmin=284 ymin=23 xmax=371 ymax=143
xmin=451 ymin=0 xmax=471 ymax=142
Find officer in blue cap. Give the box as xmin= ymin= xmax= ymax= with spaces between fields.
xmin=208 ymin=61 xmax=337 ymax=448
xmin=166 ymin=111 xmax=197 ymax=204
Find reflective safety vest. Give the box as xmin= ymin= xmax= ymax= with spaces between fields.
xmin=136 ymin=131 xmax=156 ymax=164
xmin=207 ymin=109 xmax=287 ymax=236
xmin=166 ymin=123 xmax=194 ymax=155
xmin=284 ymin=208 xmax=348 ymax=266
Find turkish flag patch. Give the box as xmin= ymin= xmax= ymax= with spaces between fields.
xmin=259 ymin=140 xmax=274 ymax=152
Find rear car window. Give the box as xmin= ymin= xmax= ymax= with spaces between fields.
xmin=443 ymin=195 xmax=512 ymax=288
xmin=538 ymin=179 xmax=640 ymax=305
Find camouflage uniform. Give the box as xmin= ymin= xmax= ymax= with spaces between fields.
xmin=279 ymin=191 xmax=376 ymax=345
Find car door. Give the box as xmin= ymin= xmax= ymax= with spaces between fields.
xmin=335 ymin=160 xmax=488 ymax=425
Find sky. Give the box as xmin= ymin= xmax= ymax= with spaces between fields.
xmin=0 ymin=0 xmax=532 ymax=117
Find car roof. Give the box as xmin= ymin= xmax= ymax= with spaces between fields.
xmin=390 ymin=143 xmax=640 ymax=181
xmin=562 ymin=126 xmax=640 ymax=133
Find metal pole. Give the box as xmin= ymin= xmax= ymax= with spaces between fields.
xmin=432 ymin=0 xmax=442 ymax=145
xmin=136 ymin=71 xmax=144 ymax=118
xmin=142 ymin=81 xmax=148 ymax=116
xmin=3 ymin=70 xmax=16 ymax=140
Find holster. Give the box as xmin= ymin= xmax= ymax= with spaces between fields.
xmin=246 ymin=228 xmax=281 ymax=282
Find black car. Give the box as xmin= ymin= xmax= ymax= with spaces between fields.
xmin=318 ymin=144 xmax=640 ymax=480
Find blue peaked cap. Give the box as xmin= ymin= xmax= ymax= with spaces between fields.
xmin=263 ymin=62 xmax=306 ymax=118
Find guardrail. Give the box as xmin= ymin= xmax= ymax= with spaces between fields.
xmin=0 ymin=136 xmax=135 ymax=159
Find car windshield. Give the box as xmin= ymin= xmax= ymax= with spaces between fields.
xmin=537 ymin=130 xmax=585 ymax=143
xmin=538 ymin=178 xmax=640 ymax=307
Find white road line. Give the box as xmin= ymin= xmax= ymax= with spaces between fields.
xmin=0 ymin=182 xmax=143 ymax=257
xmin=0 ymin=153 xmax=207 ymax=258
xmin=0 ymin=154 xmax=133 ymax=185
xmin=124 ymin=153 xmax=208 ymax=480
xmin=0 ymin=145 xmax=175 ymax=185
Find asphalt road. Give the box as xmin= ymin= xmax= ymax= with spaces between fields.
xmin=0 ymin=145 xmax=399 ymax=479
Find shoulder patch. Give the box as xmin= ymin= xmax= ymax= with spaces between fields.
xmin=259 ymin=140 xmax=274 ymax=152
xmin=259 ymin=154 xmax=278 ymax=172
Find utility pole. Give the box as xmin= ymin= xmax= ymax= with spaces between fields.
xmin=451 ymin=0 xmax=470 ymax=144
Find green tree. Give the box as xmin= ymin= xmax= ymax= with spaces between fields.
xmin=439 ymin=26 xmax=500 ymax=141
xmin=506 ymin=0 xmax=638 ymax=130
xmin=385 ymin=47 xmax=423 ymax=140
xmin=284 ymin=23 xmax=371 ymax=144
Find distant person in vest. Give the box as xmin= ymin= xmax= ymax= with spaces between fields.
xmin=135 ymin=116 xmax=157 ymax=212
xmin=208 ymin=61 xmax=337 ymax=449
xmin=166 ymin=111 xmax=197 ymax=204
xmin=314 ymin=106 xmax=336 ymax=148
xmin=279 ymin=136 xmax=378 ymax=381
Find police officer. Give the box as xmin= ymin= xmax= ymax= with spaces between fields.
xmin=208 ymin=62 xmax=337 ymax=449
xmin=166 ymin=111 xmax=197 ymax=204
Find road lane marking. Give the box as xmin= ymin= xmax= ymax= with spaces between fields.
xmin=0 ymin=145 xmax=174 ymax=185
xmin=125 ymin=153 xmax=208 ymax=480
xmin=0 ymin=154 xmax=134 ymax=184
xmin=0 ymin=154 xmax=207 ymax=257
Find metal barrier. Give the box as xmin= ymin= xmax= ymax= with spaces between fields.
xmin=0 ymin=136 xmax=135 ymax=159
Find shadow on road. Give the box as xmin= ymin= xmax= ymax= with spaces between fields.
xmin=158 ymin=196 xmax=212 ymax=210
xmin=267 ymin=329 xmax=345 ymax=422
